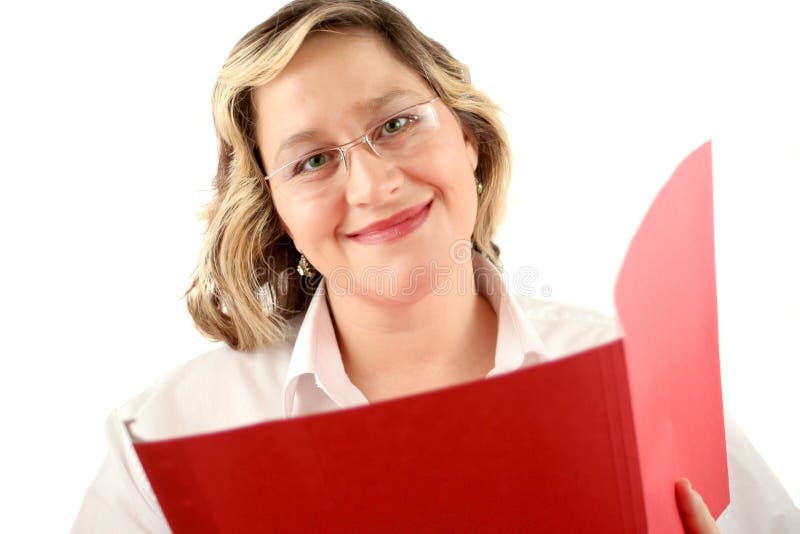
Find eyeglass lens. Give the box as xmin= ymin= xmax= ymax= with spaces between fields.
xmin=268 ymin=100 xmax=440 ymax=197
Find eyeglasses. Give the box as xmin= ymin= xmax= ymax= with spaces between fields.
xmin=264 ymin=97 xmax=441 ymax=198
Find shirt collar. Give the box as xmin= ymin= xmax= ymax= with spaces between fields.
xmin=474 ymin=252 xmax=550 ymax=376
xmin=282 ymin=281 xmax=368 ymax=418
xmin=282 ymin=251 xmax=550 ymax=418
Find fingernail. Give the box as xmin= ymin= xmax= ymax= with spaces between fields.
xmin=680 ymin=477 xmax=692 ymax=490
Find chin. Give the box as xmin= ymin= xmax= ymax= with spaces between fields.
xmin=327 ymin=233 xmax=472 ymax=303
xmin=359 ymin=278 xmax=436 ymax=307
xmin=363 ymin=255 xmax=463 ymax=305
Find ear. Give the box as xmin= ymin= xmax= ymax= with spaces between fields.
xmin=462 ymin=124 xmax=479 ymax=172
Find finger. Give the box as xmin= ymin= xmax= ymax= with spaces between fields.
xmin=675 ymin=478 xmax=720 ymax=534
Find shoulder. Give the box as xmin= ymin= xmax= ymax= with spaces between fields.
xmin=122 ymin=318 xmax=302 ymax=441
xmin=512 ymin=294 xmax=622 ymax=358
xmin=70 ymin=319 xmax=304 ymax=532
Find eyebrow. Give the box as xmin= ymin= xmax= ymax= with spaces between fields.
xmin=273 ymin=89 xmax=427 ymax=163
xmin=359 ymin=89 xmax=425 ymax=113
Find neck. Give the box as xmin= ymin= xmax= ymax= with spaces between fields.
xmin=325 ymin=260 xmax=498 ymax=402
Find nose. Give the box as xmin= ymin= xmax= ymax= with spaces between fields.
xmin=343 ymin=141 xmax=404 ymax=206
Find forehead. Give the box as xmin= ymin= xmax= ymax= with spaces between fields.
xmin=253 ymin=29 xmax=431 ymax=160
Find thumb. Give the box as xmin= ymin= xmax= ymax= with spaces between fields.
xmin=675 ymin=478 xmax=720 ymax=534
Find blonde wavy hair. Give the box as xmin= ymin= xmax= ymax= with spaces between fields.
xmin=186 ymin=0 xmax=512 ymax=351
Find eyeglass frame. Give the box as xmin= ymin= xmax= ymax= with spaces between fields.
xmin=262 ymin=96 xmax=441 ymax=184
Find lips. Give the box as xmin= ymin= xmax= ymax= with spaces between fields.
xmin=346 ymin=199 xmax=433 ymax=245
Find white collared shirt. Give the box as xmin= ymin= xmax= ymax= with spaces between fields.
xmin=283 ymin=253 xmax=555 ymax=419
xmin=70 ymin=254 xmax=799 ymax=533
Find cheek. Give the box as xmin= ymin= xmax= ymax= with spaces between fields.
xmin=272 ymin=192 xmax=341 ymax=253
xmin=422 ymin=119 xmax=477 ymax=191
xmin=422 ymin=142 xmax=479 ymax=222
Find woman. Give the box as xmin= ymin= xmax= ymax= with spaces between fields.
xmin=71 ymin=1 xmax=796 ymax=532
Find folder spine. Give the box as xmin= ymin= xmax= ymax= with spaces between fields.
xmin=599 ymin=339 xmax=648 ymax=533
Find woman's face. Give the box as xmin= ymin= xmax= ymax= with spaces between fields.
xmin=253 ymin=29 xmax=479 ymax=303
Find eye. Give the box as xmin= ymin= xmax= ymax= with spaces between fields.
xmin=382 ymin=116 xmax=409 ymax=135
xmin=371 ymin=113 xmax=420 ymax=144
xmin=305 ymin=153 xmax=328 ymax=169
xmin=291 ymin=151 xmax=334 ymax=177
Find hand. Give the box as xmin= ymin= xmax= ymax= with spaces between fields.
xmin=675 ymin=477 xmax=720 ymax=533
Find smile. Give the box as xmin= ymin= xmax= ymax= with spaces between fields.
xmin=346 ymin=199 xmax=433 ymax=245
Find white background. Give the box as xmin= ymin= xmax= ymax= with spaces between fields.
xmin=0 ymin=0 xmax=797 ymax=531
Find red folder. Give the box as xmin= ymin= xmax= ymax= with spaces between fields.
xmin=132 ymin=142 xmax=728 ymax=533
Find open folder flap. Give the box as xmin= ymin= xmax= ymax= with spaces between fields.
xmin=614 ymin=141 xmax=729 ymax=527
